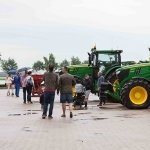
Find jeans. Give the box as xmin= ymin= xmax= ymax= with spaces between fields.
xmin=43 ymin=91 xmax=55 ymax=117
xmin=26 ymin=86 xmax=32 ymax=101
xmin=23 ymin=87 xmax=27 ymax=103
xmin=15 ymin=83 xmax=20 ymax=96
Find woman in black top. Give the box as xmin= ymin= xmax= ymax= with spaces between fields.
xmin=81 ymin=74 xmax=91 ymax=108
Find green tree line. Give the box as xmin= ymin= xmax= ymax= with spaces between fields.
xmin=0 ymin=53 xmax=88 ymax=72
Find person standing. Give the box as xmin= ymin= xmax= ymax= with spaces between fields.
xmin=25 ymin=71 xmax=34 ymax=104
xmin=57 ymin=66 xmax=76 ymax=118
xmin=5 ymin=74 xmax=13 ymax=96
xmin=81 ymin=74 xmax=92 ymax=108
xmin=42 ymin=64 xmax=58 ymax=119
xmin=14 ymin=72 xmax=21 ymax=97
xmin=10 ymin=76 xmax=15 ymax=96
xmin=97 ymin=72 xmax=105 ymax=106
xmin=21 ymin=70 xmax=28 ymax=104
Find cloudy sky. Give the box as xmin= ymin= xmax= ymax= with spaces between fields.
xmin=0 ymin=0 xmax=150 ymax=70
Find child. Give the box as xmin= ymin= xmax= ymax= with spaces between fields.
xmin=75 ymin=79 xmax=84 ymax=93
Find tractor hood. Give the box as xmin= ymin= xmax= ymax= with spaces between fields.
xmin=117 ymin=63 xmax=150 ymax=72
xmin=68 ymin=64 xmax=90 ymax=69
xmin=66 ymin=64 xmax=93 ymax=79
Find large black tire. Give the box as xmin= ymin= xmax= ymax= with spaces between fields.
xmin=106 ymin=72 xmax=119 ymax=103
xmin=121 ymin=79 xmax=150 ymax=109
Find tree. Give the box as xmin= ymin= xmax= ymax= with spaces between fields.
xmin=82 ymin=60 xmax=88 ymax=64
xmin=0 ymin=57 xmax=18 ymax=72
xmin=43 ymin=53 xmax=58 ymax=71
xmin=71 ymin=56 xmax=81 ymax=65
xmin=32 ymin=60 xmax=44 ymax=71
xmin=59 ymin=59 xmax=70 ymax=67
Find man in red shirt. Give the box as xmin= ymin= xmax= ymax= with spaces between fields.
xmin=42 ymin=64 xmax=58 ymax=119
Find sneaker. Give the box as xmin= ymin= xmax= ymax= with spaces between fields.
xmin=97 ymin=104 xmax=101 ymax=106
xmin=23 ymin=102 xmax=26 ymax=104
xmin=61 ymin=114 xmax=66 ymax=117
xmin=48 ymin=116 xmax=53 ymax=119
xmin=42 ymin=115 xmax=46 ymax=119
xmin=11 ymin=93 xmax=14 ymax=96
xmin=70 ymin=112 xmax=73 ymax=118
xmin=29 ymin=101 xmax=33 ymax=104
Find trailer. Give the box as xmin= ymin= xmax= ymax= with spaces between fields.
xmin=31 ymin=74 xmax=44 ymax=97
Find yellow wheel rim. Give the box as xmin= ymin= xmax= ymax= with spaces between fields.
xmin=129 ymin=86 xmax=148 ymax=105
xmin=113 ymin=79 xmax=119 ymax=92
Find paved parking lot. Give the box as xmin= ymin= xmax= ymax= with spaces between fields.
xmin=0 ymin=89 xmax=150 ymax=150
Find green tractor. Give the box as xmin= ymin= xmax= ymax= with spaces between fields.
xmin=57 ymin=47 xmax=136 ymax=103
xmin=66 ymin=47 xmax=127 ymax=102
xmin=101 ymin=63 xmax=150 ymax=109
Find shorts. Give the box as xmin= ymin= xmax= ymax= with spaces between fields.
xmin=85 ymin=90 xmax=91 ymax=99
xmin=60 ymin=93 xmax=73 ymax=103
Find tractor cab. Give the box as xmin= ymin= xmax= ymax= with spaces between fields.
xmin=88 ymin=46 xmax=123 ymax=78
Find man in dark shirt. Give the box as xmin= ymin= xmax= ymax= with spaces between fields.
xmin=57 ymin=66 xmax=76 ymax=118
xmin=42 ymin=64 xmax=58 ymax=119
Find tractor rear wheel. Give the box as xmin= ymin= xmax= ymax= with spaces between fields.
xmin=121 ymin=79 xmax=150 ymax=109
xmin=106 ymin=72 xmax=119 ymax=103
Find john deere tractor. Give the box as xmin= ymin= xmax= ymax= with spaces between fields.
xmin=66 ymin=47 xmax=126 ymax=102
xmin=101 ymin=63 xmax=150 ymax=109
xmin=58 ymin=46 xmax=136 ymax=103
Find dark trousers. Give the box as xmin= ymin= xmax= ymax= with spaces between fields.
xmin=26 ymin=86 xmax=32 ymax=102
xmin=99 ymin=90 xmax=105 ymax=104
xmin=98 ymin=90 xmax=103 ymax=104
xmin=23 ymin=87 xmax=27 ymax=103
xmin=43 ymin=91 xmax=55 ymax=117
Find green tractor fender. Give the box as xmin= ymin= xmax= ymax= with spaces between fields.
xmin=131 ymin=76 xmax=150 ymax=83
xmin=120 ymin=76 xmax=150 ymax=93
xmin=104 ymin=65 xmax=121 ymax=79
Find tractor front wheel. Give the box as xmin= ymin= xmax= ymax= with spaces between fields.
xmin=106 ymin=71 xmax=119 ymax=103
xmin=121 ymin=79 xmax=150 ymax=109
